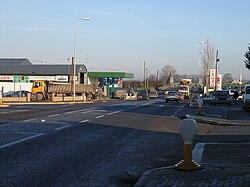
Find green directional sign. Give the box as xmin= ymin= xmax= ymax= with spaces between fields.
xmin=13 ymin=75 xmax=29 ymax=83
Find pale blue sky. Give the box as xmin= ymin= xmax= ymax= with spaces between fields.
xmin=0 ymin=0 xmax=249 ymax=80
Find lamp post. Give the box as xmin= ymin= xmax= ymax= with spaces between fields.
xmin=73 ymin=17 xmax=90 ymax=102
xmin=214 ymin=49 xmax=220 ymax=91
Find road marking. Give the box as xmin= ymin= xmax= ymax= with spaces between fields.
xmin=64 ymin=111 xmax=79 ymax=114
xmin=81 ymin=111 xmax=92 ymax=114
xmin=80 ymin=119 xmax=89 ymax=123
xmin=173 ymin=105 xmax=185 ymax=116
xmin=46 ymin=114 xmax=60 ymax=118
xmin=0 ymin=109 xmax=29 ymax=114
xmin=160 ymin=105 xmax=164 ymax=107
xmin=55 ymin=125 xmax=71 ymax=131
xmin=142 ymin=103 xmax=150 ymax=106
xmin=107 ymin=110 xmax=121 ymax=115
xmin=0 ymin=123 xmax=10 ymax=127
xmin=193 ymin=143 xmax=205 ymax=164
xmin=0 ymin=133 xmax=44 ymax=149
xmin=95 ymin=115 xmax=104 ymax=119
xmin=23 ymin=118 xmax=37 ymax=122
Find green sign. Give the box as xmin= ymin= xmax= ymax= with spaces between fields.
xmin=13 ymin=75 xmax=29 ymax=83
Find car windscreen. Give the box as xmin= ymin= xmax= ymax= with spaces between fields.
xmin=246 ymin=87 xmax=250 ymax=94
xmin=215 ymin=91 xmax=229 ymax=96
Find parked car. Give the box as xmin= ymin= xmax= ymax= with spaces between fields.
xmin=165 ymin=90 xmax=179 ymax=103
xmin=201 ymin=93 xmax=213 ymax=104
xmin=149 ymin=91 xmax=158 ymax=99
xmin=115 ymin=90 xmax=127 ymax=99
xmin=137 ymin=90 xmax=149 ymax=101
xmin=242 ymin=84 xmax=250 ymax=111
xmin=211 ymin=90 xmax=231 ymax=106
xmin=4 ymin=90 xmax=31 ymax=97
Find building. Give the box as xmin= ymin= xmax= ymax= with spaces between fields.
xmin=0 ymin=58 xmax=134 ymax=95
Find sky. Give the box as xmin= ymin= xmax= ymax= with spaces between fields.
xmin=0 ymin=0 xmax=250 ymax=80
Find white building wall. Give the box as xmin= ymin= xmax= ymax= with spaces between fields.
xmin=0 ymin=82 xmax=33 ymax=93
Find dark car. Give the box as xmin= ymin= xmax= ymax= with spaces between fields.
xmin=4 ymin=90 xmax=31 ymax=97
xmin=165 ymin=91 xmax=179 ymax=103
xmin=211 ymin=90 xmax=231 ymax=106
xmin=137 ymin=90 xmax=149 ymax=101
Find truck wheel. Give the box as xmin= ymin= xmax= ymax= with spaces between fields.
xmin=36 ymin=93 xmax=44 ymax=101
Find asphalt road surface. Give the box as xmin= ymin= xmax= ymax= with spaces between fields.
xmin=0 ymin=99 xmax=248 ymax=186
xmin=0 ymin=99 xmax=184 ymax=186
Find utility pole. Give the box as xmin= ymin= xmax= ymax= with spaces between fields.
xmin=144 ymin=61 xmax=146 ymax=90
xmin=214 ymin=49 xmax=219 ymax=91
xmin=156 ymin=70 xmax=159 ymax=90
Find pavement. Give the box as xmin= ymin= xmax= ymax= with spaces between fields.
xmin=135 ymin=113 xmax=250 ymax=187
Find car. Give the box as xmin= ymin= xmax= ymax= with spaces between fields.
xmin=4 ymin=90 xmax=31 ymax=97
xmin=211 ymin=90 xmax=231 ymax=106
xmin=242 ymin=84 xmax=250 ymax=111
xmin=201 ymin=93 xmax=213 ymax=104
xmin=149 ymin=91 xmax=158 ymax=99
xmin=165 ymin=90 xmax=179 ymax=103
xmin=178 ymin=93 xmax=185 ymax=101
xmin=137 ymin=90 xmax=149 ymax=101
xmin=115 ymin=90 xmax=127 ymax=99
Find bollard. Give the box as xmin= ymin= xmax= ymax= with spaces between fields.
xmin=175 ymin=119 xmax=202 ymax=170
xmin=196 ymin=97 xmax=204 ymax=116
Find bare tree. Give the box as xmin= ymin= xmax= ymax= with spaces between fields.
xmin=147 ymin=74 xmax=157 ymax=89
xmin=199 ymin=39 xmax=215 ymax=93
xmin=160 ymin=65 xmax=176 ymax=85
xmin=222 ymin=73 xmax=233 ymax=87
xmin=244 ymin=43 xmax=250 ymax=70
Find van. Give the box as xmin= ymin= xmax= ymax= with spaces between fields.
xmin=242 ymin=84 xmax=250 ymax=111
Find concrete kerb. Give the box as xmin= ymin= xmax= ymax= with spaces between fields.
xmin=186 ymin=114 xmax=250 ymax=126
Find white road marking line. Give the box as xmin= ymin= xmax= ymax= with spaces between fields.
xmin=160 ymin=105 xmax=164 ymax=107
xmin=55 ymin=125 xmax=71 ymax=131
xmin=173 ymin=105 xmax=185 ymax=116
xmin=107 ymin=110 xmax=121 ymax=115
xmin=46 ymin=114 xmax=60 ymax=118
xmin=0 ymin=133 xmax=44 ymax=149
xmin=193 ymin=143 xmax=205 ymax=164
xmin=23 ymin=118 xmax=37 ymax=122
xmin=0 ymin=109 xmax=29 ymax=114
xmin=81 ymin=111 xmax=92 ymax=114
xmin=0 ymin=123 xmax=10 ymax=127
xmin=64 ymin=111 xmax=79 ymax=114
xmin=95 ymin=115 xmax=104 ymax=119
xmin=142 ymin=103 xmax=150 ymax=106
xmin=80 ymin=119 xmax=89 ymax=123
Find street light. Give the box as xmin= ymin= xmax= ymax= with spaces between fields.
xmin=73 ymin=17 xmax=91 ymax=102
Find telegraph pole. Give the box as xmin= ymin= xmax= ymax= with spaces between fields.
xmin=144 ymin=61 xmax=146 ymax=90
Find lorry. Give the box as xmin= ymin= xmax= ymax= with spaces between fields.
xmin=32 ymin=80 xmax=96 ymax=101
xmin=177 ymin=79 xmax=191 ymax=99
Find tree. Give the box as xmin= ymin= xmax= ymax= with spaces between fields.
xmin=159 ymin=65 xmax=176 ymax=85
xmin=244 ymin=43 xmax=250 ymax=70
xmin=199 ymin=39 xmax=215 ymax=93
xmin=222 ymin=73 xmax=233 ymax=87
xmin=147 ymin=74 xmax=157 ymax=89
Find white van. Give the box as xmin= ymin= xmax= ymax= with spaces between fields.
xmin=242 ymin=84 xmax=250 ymax=111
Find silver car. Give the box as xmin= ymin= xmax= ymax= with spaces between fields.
xmin=165 ymin=91 xmax=179 ymax=103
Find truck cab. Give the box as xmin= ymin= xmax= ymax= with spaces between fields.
xmin=32 ymin=80 xmax=47 ymax=100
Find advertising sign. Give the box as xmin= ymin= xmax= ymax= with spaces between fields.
xmin=216 ymin=74 xmax=222 ymax=90
xmin=210 ymin=69 xmax=215 ymax=88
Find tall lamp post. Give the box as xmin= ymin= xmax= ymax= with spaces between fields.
xmin=73 ymin=17 xmax=90 ymax=102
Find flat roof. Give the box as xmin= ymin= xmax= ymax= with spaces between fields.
xmin=88 ymin=72 xmax=134 ymax=78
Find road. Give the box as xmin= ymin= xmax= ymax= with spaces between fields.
xmin=0 ymin=99 xmax=248 ymax=186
